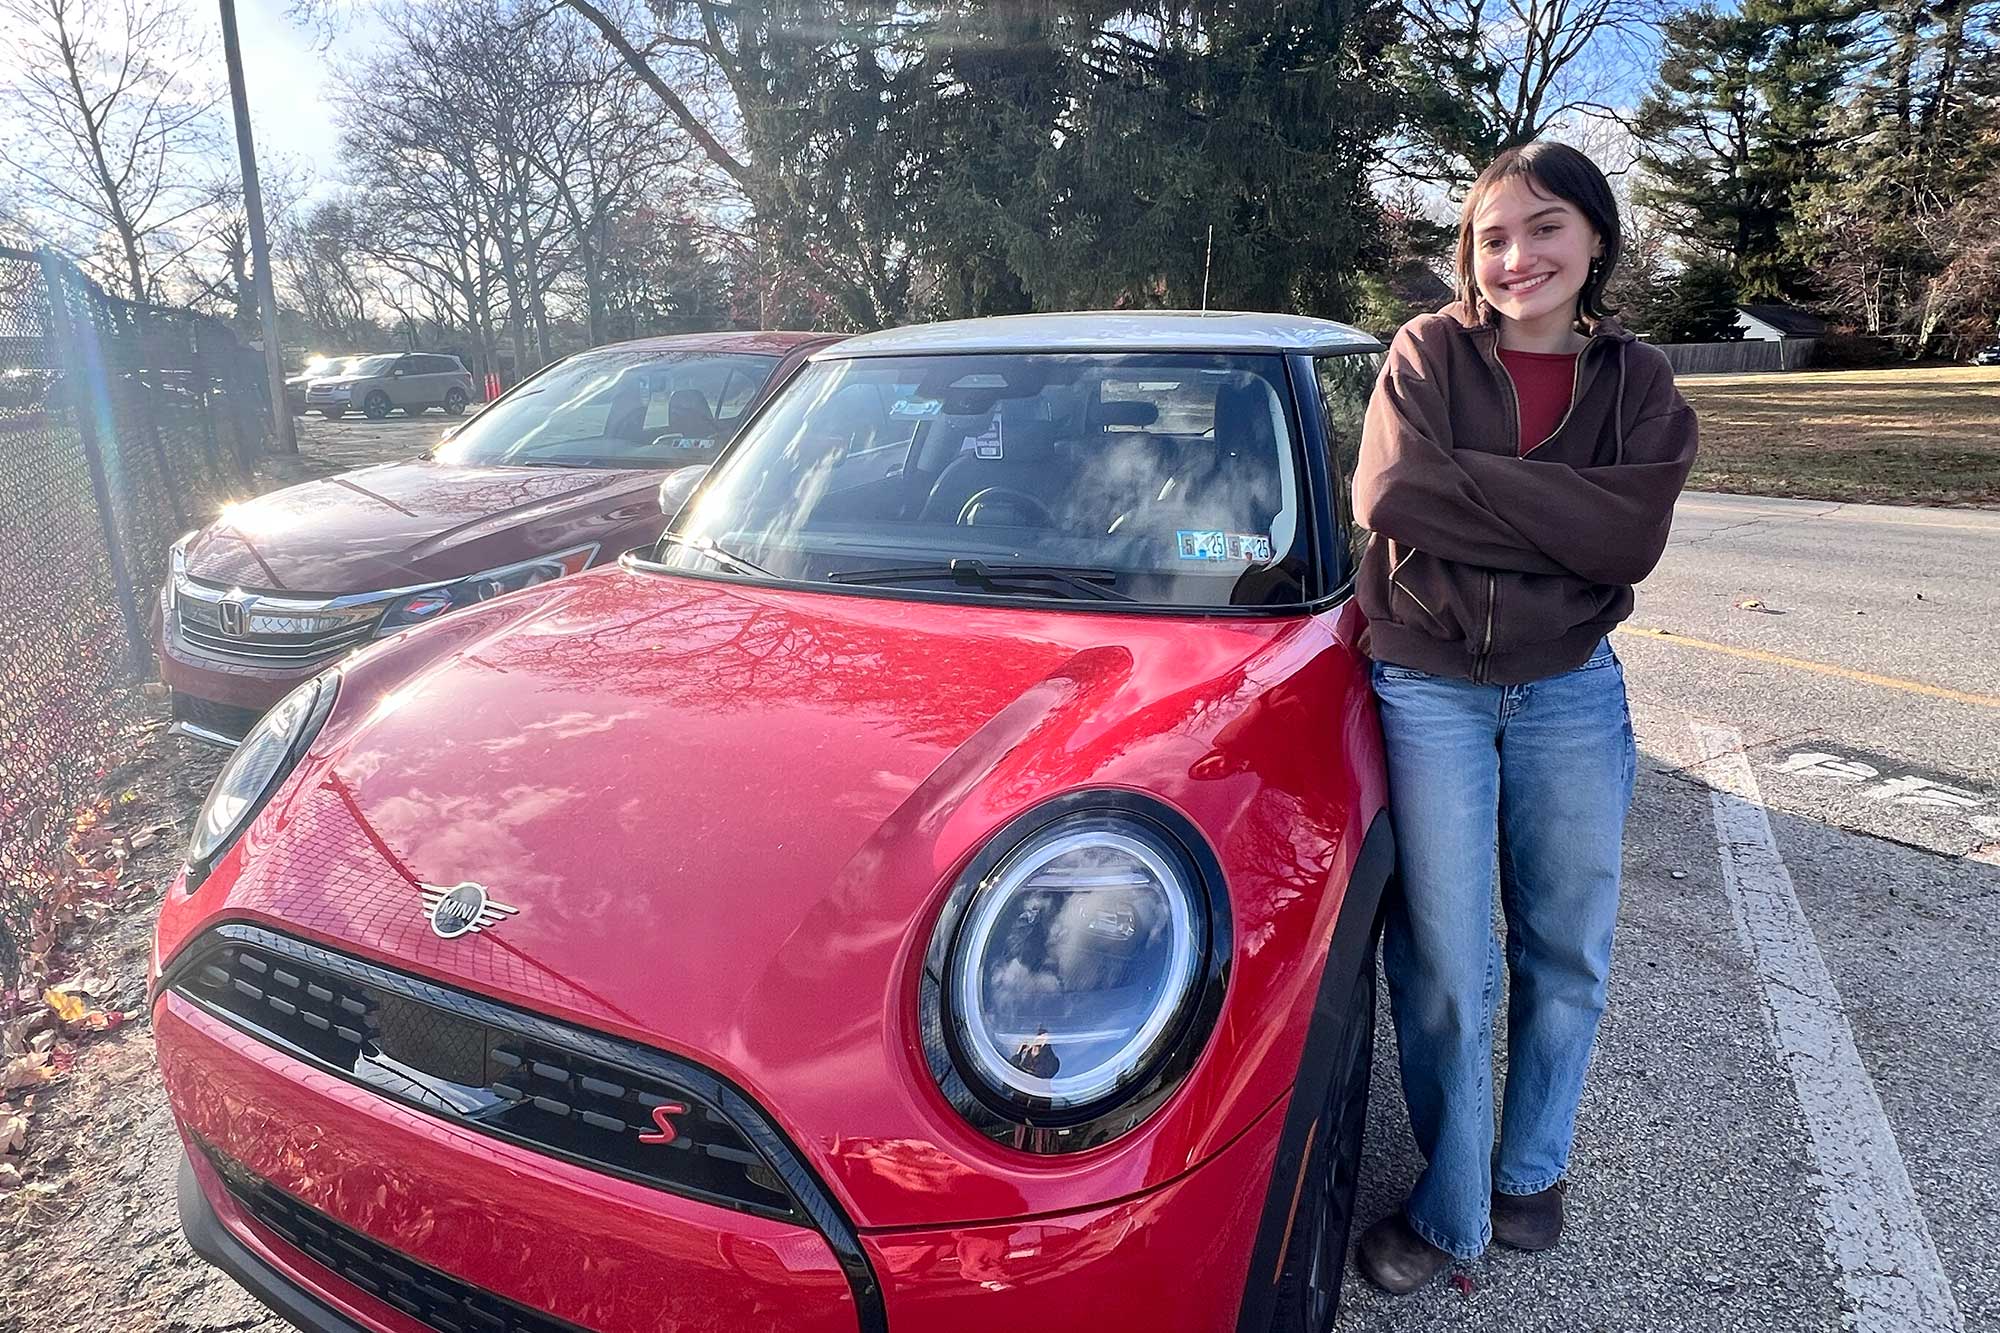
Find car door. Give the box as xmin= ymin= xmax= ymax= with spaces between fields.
xmin=383 ymin=354 xmax=419 ymax=409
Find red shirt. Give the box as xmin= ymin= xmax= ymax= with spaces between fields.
xmin=1497 ymin=349 xmax=1580 ymax=456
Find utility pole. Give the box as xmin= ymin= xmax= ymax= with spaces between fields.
xmin=218 ymin=0 xmax=298 ymax=453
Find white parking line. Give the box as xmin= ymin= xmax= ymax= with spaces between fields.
xmin=1691 ymin=724 xmax=1964 ymax=1332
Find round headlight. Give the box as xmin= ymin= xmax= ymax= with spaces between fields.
xmin=185 ymin=672 xmax=339 ymax=885
xmin=922 ymin=797 xmax=1228 ymax=1152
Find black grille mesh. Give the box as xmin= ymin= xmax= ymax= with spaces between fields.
xmin=202 ymin=1143 xmax=585 ymax=1333
xmin=173 ymin=928 xmax=793 ymax=1217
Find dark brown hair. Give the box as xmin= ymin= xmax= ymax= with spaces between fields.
xmin=1454 ymin=141 xmax=1621 ymax=324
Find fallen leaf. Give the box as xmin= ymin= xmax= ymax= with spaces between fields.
xmin=0 ymin=1162 xmax=21 ymax=1190
xmin=1451 ymin=1272 xmax=1476 ymax=1297
xmin=70 ymin=972 xmax=116 ymax=999
xmin=1 ymin=1110 xmax=24 ymax=1153
xmin=42 ymin=990 xmax=88 ymax=1024
xmin=0 ymin=1055 xmax=53 ymax=1093
xmin=49 ymin=1048 xmax=75 ymax=1074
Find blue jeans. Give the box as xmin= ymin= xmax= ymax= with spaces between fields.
xmin=1370 ymin=637 xmax=1636 ymax=1258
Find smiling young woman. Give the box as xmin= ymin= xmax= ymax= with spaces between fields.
xmin=1347 ymin=142 xmax=1701 ymax=1295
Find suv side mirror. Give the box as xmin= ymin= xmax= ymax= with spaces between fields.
xmin=657 ymin=464 xmax=711 ymax=523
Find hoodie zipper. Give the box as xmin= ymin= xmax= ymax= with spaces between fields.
xmin=1481 ymin=573 xmax=1497 ymax=672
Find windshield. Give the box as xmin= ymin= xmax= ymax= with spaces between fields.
xmin=350 ymin=355 xmax=401 ymax=377
xmin=665 ymin=352 xmax=1309 ymax=609
xmin=434 ymin=349 xmax=781 ymax=470
xmin=300 ymin=355 xmax=354 ymax=377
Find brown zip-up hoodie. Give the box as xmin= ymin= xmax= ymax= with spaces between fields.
xmin=1352 ymin=302 xmax=1699 ymax=684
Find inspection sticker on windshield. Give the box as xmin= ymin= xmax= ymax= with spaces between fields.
xmin=961 ymin=409 xmax=1003 ymax=459
xmin=891 ymin=397 xmax=943 ymax=418
xmin=1176 ymin=531 xmax=1272 ymax=562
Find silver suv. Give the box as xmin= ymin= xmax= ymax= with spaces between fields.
xmin=305 ymin=352 xmax=475 ymax=419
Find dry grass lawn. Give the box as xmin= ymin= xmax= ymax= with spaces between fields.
xmin=1675 ymin=365 xmax=2000 ymax=507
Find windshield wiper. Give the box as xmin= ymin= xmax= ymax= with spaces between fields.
xmin=827 ymin=559 xmax=1133 ymax=602
xmin=658 ymin=533 xmax=778 ymax=579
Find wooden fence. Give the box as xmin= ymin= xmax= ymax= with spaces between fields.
xmin=1654 ymin=338 xmax=1819 ymax=375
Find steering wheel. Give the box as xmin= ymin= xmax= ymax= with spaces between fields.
xmin=956 ymin=486 xmax=1058 ymax=527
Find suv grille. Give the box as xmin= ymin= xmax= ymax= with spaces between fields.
xmin=174 ymin=583 xmax=381 ymax=665
xmin=171 ymin=926 xmax=793 ymax=1218
xmin=200 ymin=1142 xmax=584 ymax=1333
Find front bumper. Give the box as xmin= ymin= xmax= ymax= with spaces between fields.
xmin=160 ymin=978 xmax=1282 ymax=1333
xmin=155 ymin=611 xmax=321 ymax=727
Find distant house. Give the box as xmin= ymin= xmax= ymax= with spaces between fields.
xmin=1387 ymin=261 xmax=1453 ymax=311
xmin=1735 ymin=303 xmax=1827 ymax=343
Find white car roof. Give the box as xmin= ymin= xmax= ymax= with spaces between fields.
xmin=819 ymin=311 xmax=1382 ymax=358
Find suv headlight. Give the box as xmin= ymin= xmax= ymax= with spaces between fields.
xmin=919 ymin=794 xmax=1229 ymax=1154
xmin=165 ymin=532 xmax=192 ymax=613
xmin=375 ymin=545 xmax=597 ymax=634
xmin=184 ymin=671 xmax=339 ymax=889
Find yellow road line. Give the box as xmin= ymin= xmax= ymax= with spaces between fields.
xmin=1613 ymin=626 xmax=2000 ymax=710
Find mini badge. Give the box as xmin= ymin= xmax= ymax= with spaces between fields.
xmin=420 ymin=882 xmax=519 ymax=939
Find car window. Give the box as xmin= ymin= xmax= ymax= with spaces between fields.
xmin=435 ymin=350 xmax=782 ymax=469
xmin=669 ymin=352 xmax=1310 ymax=609
xmin=1313 ymin=351 xmax=1380 ymax=583
xmin=351 ymin=355 xmax=401 ymax=377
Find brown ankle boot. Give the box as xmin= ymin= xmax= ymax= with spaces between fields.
xmin=1491 ymin=1182 xmax=1565 ymax=1251
xmin=1355 ymin=1210 xmax=1454 ymax=1294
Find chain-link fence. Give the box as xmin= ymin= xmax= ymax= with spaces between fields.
xmin=0 ymin=247 xmax=268 ymax=987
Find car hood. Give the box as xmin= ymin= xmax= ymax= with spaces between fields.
xmin=181 ymin=460 xmax=664 ymax=594
xmin=213 ymin=570 xmax=1336 ymax=1227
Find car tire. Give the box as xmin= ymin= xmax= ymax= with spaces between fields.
xmin=444 ymin=388 xmax=467 ymax=416
xmin=1270 ymin=950 xmax=1374 ymax=1332
xmin=363 ymin=391 xmax=392 ymax=420
xmin=319 ymin=407 xmax=345 ymax=420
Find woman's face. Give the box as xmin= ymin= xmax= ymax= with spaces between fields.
xmin=1470 ymin=176 xmax=1602 ymax=327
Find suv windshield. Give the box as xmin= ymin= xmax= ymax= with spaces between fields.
xmin=350 ymin=355 xmax=401 ymax=377
xmin=665 ymin=352 xmax=1309 ymax=609
xmin=435 ymin=349 xmax=780 ymax=470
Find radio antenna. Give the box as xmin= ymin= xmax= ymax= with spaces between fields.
xmin=1201 ymin=225 xmax=1214 ymax=312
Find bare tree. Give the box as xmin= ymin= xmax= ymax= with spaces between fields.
xmin=275 ymin=200 xmax=376 ymax=345
xmin=1390 ymin=0 xmax=1665 ymax=184
xmin=0 ymin=0 xmax=230 ymax=300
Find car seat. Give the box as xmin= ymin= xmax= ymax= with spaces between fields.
xmin=918 ymin=406 xmax=1064 ymax=525
xmin=667 ymin=389 xmax=719 ymax=441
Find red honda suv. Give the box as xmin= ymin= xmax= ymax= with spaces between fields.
xmin=155 ymin=331 xmax=838 ymax=745
xmin=154 ymin=313 xmax=1394 ymax=1332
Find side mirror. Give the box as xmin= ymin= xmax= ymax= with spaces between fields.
xmin=657 ymin=465 xmax=711 ymax=523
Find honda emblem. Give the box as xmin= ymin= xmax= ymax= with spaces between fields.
xmin=219 ymin=598 xmax=245 ymax=637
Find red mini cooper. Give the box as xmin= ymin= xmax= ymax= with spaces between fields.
xmin=154 ymin=313 xmax=1394 ymax=1333
xmin=156 ymin=331 xmax=837 ymax=745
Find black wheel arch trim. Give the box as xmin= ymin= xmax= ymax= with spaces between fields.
xmin=1235 ymin=808 xmax=1394 ymax=1331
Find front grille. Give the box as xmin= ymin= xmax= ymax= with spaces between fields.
xmin=171 ymin=692 xmax=264 ymax=743
xmin=170 ymin=926 xmax=794 ymax=1218
xmin=201 ymin=1142 xmax=584 ymax=1333
xmin=174 ymin=590 xmax=378 ymax=666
